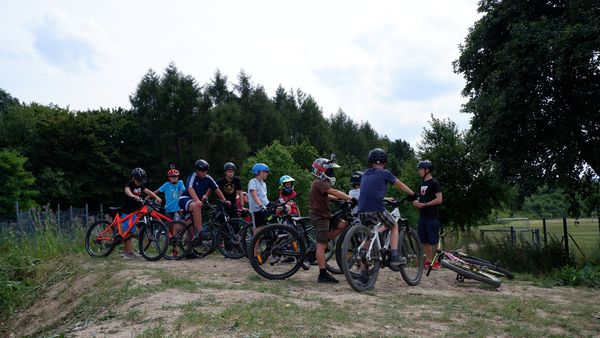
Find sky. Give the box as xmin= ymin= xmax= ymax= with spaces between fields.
xmin=0 ymin=1 xmax=481 ymax=147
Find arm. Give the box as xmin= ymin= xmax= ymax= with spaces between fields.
xmin=415 ymin=192 xmax=443 ymax=209
xmin=238 ymin=190 xmax=245 ymax=208
xmin=188 ymin=187 xmax=202 ymax=206
xmin=214 ymin=188 xmax=229 ymax=204
xmin=327 ymin=188 xmax=352 ymax=201
xmin=144 ymin=188 xmax=162 ymax=204
xmin=250 ymin=189 xmax=264 ymax=208
xmin=394 ymin=179 xmax=415 ymax=196
xmin=124 ymin=186 xmax=140 ymax=200
xmin=202 ymin=188 xmax=212 ymax=201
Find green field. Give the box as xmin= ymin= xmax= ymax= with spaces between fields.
xmin=479 ymin=218 xmax=600 ymax=257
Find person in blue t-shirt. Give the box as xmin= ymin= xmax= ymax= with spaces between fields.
xmin=356 ymin=148 xmax=416 ymax=282
xmin=154 ymin=165 xmax=186 ymax=220
xmin=178 ymin=159 xmax=230 ymax=237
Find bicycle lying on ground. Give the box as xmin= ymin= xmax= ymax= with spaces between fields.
xmin=426 ymin=249 xmax=514 ymax=288
xmin=164 ymin=200 xmax=249 ymax=260
xmin=340 ymin=196 xmax=424 ymax=292
xmin=85 ymin=199 xmax=170 ymax=261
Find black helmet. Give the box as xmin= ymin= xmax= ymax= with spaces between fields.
xmin=350 ymin=171 xmax=363 ymax=186
xmin=195 ymin=159 xmax=210 ymax=171
xmin=367 ymin=148 xmax=387 ymax=164
xmin=224 ymin=162 xmax=236 ymax=171
xmin=418 ymin=160 xmax=434 ymax=171
xmin=131 ymin=167 xmax=147 ymax=183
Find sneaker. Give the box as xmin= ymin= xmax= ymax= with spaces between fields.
xmin=358 ymin=270 xmax=369 ymax=284
xmin=281 ymin=256 xmax=296 ymax=264
xmin=424 ymin=260 xmax=431 ymax=269
xmin=120 ymin=252 xmax=135 ymax=260
xmin=389 ymin=256 xmax=407 ymax=270
xmin=185 ymin=252 xmax=200 ymax=260
xmin=317 ymin=273 xmax=339 ymax=284
xmin=432 ymin=262 xmax=441 ymax=270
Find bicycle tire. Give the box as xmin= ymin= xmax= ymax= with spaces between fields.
xmin=217 ymin=218 xmax=249 ymax=259
xmin=248 ymin=223 xmax=305 ymax=280
xmin=85 ymin=220 xmax=116 ymax=257
xmin=335 ymin=227 xmax=361 ymax=278
xmin=138 ymin=220 xmax=169 ymax=261
xmin=193 ymin=222 xmax=219 ymax=258
xmin=460 ymin=257 xmax=515 ymax=280
xmin=163 ymin=221 xmax=191 ymax=260
xmin=341 ymin=225 xmax=381 ymax=292
xmin=398 ymin=227 xmax=424 ymax=286
xmin=440 ymin=258 xmax=502 ymax=288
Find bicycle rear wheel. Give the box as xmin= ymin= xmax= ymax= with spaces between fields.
xmin=217 ymin=218 xmax=249 ymax=259
xmin=163 ymin=221 xmax=190 ymax=260
xmin=398 ymin=228 xmax=424 ymax=286
xmin=440 ymin=259 xmax=502 ymax=288
xmin=193 ymin=222 xmax=219 ymax=258
xmin=138 ymin=220 xmax=169 ymax=261
xmin=248 ymin=224 xmax=305 ymax=280
xmin=85 ymin=220 xmax=116 ymax=257
xmin=340 ymin=225 xmax=381 ymax=292
xmin=459 ymin=256 xmax=514 ymax=280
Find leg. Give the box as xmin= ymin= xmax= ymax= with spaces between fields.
xmin=124 ymin=237 xmax=132 ymax=254
xmin=424 ymin=244 xmax=433 ymax=262
xmin=327 ymin=219 xmax=347 ymax=239
xmin=316 ymin=242 xmax=327 ymax=269
xmin=189 ymin=202 xmax=203 ymax=234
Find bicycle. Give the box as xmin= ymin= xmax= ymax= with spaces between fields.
xmin=85 ymin=199 xmax=170 ymax=261
xmin=425 ymin=249 xmax=513 ymax=288
xmin=340 ymin=196 xmax=424 ymax=292
xmin=164 ymin=200 xmax=248 ymax=260
xmin=247 ymin=199 xmax=344 ymax=280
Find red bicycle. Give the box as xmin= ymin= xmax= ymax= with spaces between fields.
xmin=85 ymin=199 xmax=170 ymax=261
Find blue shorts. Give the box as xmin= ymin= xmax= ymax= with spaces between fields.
xmin=418 ymin=218 xmax=440 ymax=245
xmin=120 ymin=213 xmax=138 ymax=234
xmin=178 ymin=196 xmax=194 ymax=211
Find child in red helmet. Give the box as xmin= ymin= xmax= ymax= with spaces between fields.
xmin=154 ymin=165 xmax=186 ymax=220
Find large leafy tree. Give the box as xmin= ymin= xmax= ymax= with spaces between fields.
xmin=455 ymin=0 xmax=600 ymax=188
xmin=0 ymin=150 xmax=37 ymax=218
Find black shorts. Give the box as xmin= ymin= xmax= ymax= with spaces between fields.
xmin=252 ymin=210 xmax=267 ymax=228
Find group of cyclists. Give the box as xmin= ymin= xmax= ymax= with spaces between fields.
xmin=117 ymin=147 xmax=443 ymax=285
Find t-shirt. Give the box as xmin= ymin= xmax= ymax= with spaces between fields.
xmin=309 ymin=179 xmax=331 ymax=218
xmin=123 ymin=180 xmax=146 ymax=213
xmin=357 ymin=168 xmax=397 ymax=213
xmin=418 ymin=178 xmax=442 ymax=219
xmin=248 ymin=178 xmax=268 ymax=212
xmin=216 ymin=176 xmax=243 ymax=205
xmin=278 ymin=190 xmax=300 ymax=216
xmin=180 ymin=173 xmax=218 ymax=199
xmin=349 ymin=188 xmax=360 ymax=214
xmin=159 ymin=180 xmax=186 ymax=212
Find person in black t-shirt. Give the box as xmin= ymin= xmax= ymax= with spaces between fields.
xmin=216 ymin=162 xmax=245 ymax=217
xmin=122 ymin=167 xmax=162 ymax=259
xmin=413 ymin=160 xmax=443 ymax=270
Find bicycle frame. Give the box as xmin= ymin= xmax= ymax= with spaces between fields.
xmin=98 ymin=206 xmax=151 ymax=241
xmin=429 ymin=249 xmax=504 ymax=279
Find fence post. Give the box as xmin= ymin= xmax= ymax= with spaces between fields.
xmin=69 ymin=206 xmax=73 ymax=224
xmin=510 ymin=226 xmax=516 ymax=244
xmin=85 ymin=204 xmax=89 ymax=225
xmin=480 ymin=230 xmax=485 ymax=242
xmin=563 ymin=216 xmax=569 ymax=258
xmin=533 ymin=229 xmax=540 ymax=246
xmin=100 ymin=203 xmax=103 ymax=220
xmin=57 ymin=203 xmax=61 ymax=228
xmin=16 ymin=200 xmax=20 ymax=221
xmin=542 ymin=218 xmax=547 ymax=245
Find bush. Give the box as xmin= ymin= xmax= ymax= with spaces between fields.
xmin=545 ymin=264 xmax=600 ymax=288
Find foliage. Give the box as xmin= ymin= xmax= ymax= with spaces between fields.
xmin=0 ymin=149 xmax=37 ymax=219
xmin=544 ymin=264 xmax=600 ymax=288
xmin=454 ymin=0 xmax=600 ymax=190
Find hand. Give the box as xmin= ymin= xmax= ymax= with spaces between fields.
xmin=136 ymin=196 xmax=144 ymax=203
xmin=351 ymin=197 xmax=358 ymax=206
xmin=156 ymin=197 xmax=163 ymax=204
xmin=224 ymin=200 xmax=231 ymax=206
xmin=202 ymin=195 xmax=208 ymax=202
xmin=260 ymin=205 xmax=268 ymax=212
xmin=412 ymin=200 xmax=420 ymax=208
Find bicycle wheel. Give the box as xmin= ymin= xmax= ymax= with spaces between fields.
xmin=217 ymin=218 xmax=248 ymax=259
xmin=85 ymin=220 xmax=116 ymax=257
xmin=340 ymin=225 xmax=381 ymax=292
xmin=248 ymin=224 xmax=305 ymax=280
xmin=459 ymin=256 xmax=515 ymax=280
xmin=138 ymin=220 xmax=169 ymax=261
xmin=241 ymin=223 xmax=254 ymax=259
xmin=398 ymin=228 xmax=424 ymax=286
xmin=440 ymin=258 xmax=502 ymax=288
xmin=325 ymin=234 xmax=342 ymax=274
xmin=163 ymin=221 xmax=191 ymax=260
xmin=192 ymin=222 xmax=219 ymax=258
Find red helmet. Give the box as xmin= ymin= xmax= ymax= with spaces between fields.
xmin=167 ymin=168 xmax=180 ymax=176
xmin=312 ymin=158 xmax=340 ymax=185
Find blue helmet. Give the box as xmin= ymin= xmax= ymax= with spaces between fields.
xmin=252 ymin=163 xmax=270 ymax=175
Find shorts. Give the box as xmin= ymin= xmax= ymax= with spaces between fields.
xmin=178 ymin=196 xmax=194 ymax=211
xmin=120 ymin=213 xmax=138 ymax=234
xmin=251 ymin=210 xmax=268 ymax=228
xmin=358 ymin=210 xmax=397 ymax=229
xmin=418 ymin=218 xmax=440 ymax=245
xmin=310 ymin=214 xmax=330 ymax=244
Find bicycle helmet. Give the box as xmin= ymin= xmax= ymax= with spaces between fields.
xmin=350 ymin=171 xmax=363 ymax=186
xmin=195 ymin=159 xmax=209 ymax=171
xmin=131 ymin=167 xmax=147 ymax=183
xmin=167 ymin=168 xmax=180 ymax=176
xmin=418 ymin=160 xmax=434 ymax=171
xmin=367 ymin=148 xmax=387 ymax=164
xmin=224 ymin=162 xmax=236 ymax=171
xmin=279 ymin=175 xmax=296 ymax=193
xmin=312 ymin=158 xmax=340 ymax=185
xmin=252 ymin=163 xmax=270 ymax=175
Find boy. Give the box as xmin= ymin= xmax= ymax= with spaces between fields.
xmin=357 ymin=148 xmax=415 ymax=281
xmin=348 ymin=171 xmax=363 ymax=214
xmin=122 ymin=167 xmax=162 ymax=259
xmin=178 ymin=159 xmax=230 ymax=240
xmin=248 ymin=163 xmax=270 ymax=230
xmin=277 ymin=175 xmax=300 ymax=216
xmin=216 ymin=162 xmax=244 ymax=218
xmin=309 ymin=157 xmax=355 ymax=284
xmin=413 ymin=160 xmax=443 ymax=270
xmin=154 ymin=165 xmax=185 ymax=220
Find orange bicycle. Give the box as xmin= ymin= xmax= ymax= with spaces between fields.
xmin=85 ymin=199 xmax=170 ymax=261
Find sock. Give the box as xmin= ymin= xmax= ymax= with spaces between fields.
xmin=391 ymin=249 xmax=399 ymax=257
xmin=319 ymin=268 xmax=327 ymax=276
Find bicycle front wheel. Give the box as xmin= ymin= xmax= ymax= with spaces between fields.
xmin=440 ymin=259 xmax=502 ymax=288
xmin=459 ymin=256 xmax=514 ymax=280
xmin=398 ymin=227 xmax=424 ymax=286
xmin=340 ymin=225 xmax=381 ymax=292
xmin=138 ymin=220 xmax=169 ymax=261
xmin=248 ymin=224 xmax=305 ymax=280
xmin=85 ymin=220 xmax=116 ymax=257
xmin=163 ymin=221 xmax=191 ymax=260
